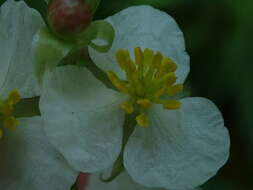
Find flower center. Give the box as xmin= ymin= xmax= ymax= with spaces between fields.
xmin=107 ymin=47 xmax=183 ymax=127
xmin=0 ymin=89 xmax=21 ymax=139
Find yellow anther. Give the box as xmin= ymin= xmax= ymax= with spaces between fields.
xmin=109 ymin=48 xmax=183 ymax=129
xmin=128 ymin=73 xmax=144 ymax=96
xmin=116 ymin=50 xmax=136 ymax=72
xmin=116 ymin=50 xmax=127 ymax=70
xmin=0 ymin=102 xmax=13 ymax=116
xmin=145 ymin=52 xmax=163 ymax=81
xmin=0 ymin=89 xmax=21 ymax=137
xmin=165 ymin=73 xmax=177 ymax=86
xmin=136 ymin=113 xmax=149 ymax=128
xmin=153 ymin=88 xmax=165 ymax=98
xmin=137 ymin=99 xmax=152 ymax=109
xmin=107 ymin=71 xmax=129 ymax=94
xmin=167 ymin=84 xmax=184 ymax=96
xmin=134 ymin=47 xmax=143 ymax=66
xmin=153 ymin=52 xmax=163 ymax=69
xmin=163 ymin=100 xmax=182 ymax=110
xmin=143 ymin=49 xmax=154 ymax=68
xmin=162 ymin=56 xmax=177 ymax=72
xmin=3 ymin=116 xmax=19 ymax=131
xmin=120 ymin=101 xmax=134 ymax=114
xmin=0 ymin=129 xmax=3 ymax=139
xmin=7 ymin=89 xmax=21 ymax=104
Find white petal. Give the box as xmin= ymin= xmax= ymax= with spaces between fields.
xmin=87 ymin=172 xmax=163 ymax=190
xmin=124 ymin=97 xmax=230 ymax=190
xmin=89 ymin=5 xmax=189 ymax=83
xmin=0 ymin=0 xmax=44 ymax=98
xmin=40 ymin=66 xmax=125 ymax=172
xmin=87 ymin=172 xmax=202 ymax=190
xmin=0 ymin=116 xmax=77 ymax=190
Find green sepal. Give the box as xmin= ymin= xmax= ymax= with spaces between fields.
xmin=85 ymin=0 xmax=101 ymax=14
xmin=33 ymin=27 xmax=74 ymax=84
xmin=14 ymin=97 xmax=40 ymax=118
xmin=100 ymin=114 xmax=137 ymax=183
xmin=77 ymin=20 xmax=115 ymax=53
xmin=57 ymin=47 xmax=89 ymax=67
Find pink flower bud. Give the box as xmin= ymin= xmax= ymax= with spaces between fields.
xmin=48 ymin=0 xmax=93 ymax=38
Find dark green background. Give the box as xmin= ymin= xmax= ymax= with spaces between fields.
xmin=1 ymin=0 xmax=252 ymax=189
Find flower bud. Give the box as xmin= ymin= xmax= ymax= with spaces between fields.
xmin=48 ymin=0 xmax=93 ymax=39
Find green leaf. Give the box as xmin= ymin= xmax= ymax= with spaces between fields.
xmin=77 ymin=20 xmax=115 ymax=53
xmin=33 ymin=27 xmax=74 ymax=84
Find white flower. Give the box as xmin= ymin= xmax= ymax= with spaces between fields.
xmin=0 ymin=1 xmax=77 ymax=189
xmin=40 ymin=5 xmax=230 ymax=190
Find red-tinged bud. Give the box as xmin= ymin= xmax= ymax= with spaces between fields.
xmin=48 ymin=0 xmax=93 ymax=39
xmin=77 ymin=173 xmax=89 ymax=190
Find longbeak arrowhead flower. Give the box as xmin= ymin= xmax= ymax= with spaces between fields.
xmin=40 ymin=6 xmax=230 ymax=190
xmin=0 ymin=1 xmax=77 ymax=189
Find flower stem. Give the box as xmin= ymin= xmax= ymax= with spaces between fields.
xmin=100 ymin=114 xmax=137 ymax=182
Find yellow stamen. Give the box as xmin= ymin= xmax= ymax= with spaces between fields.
xmin=143 ymin=49 xmax=154 ymax=66
xmin=3 ymin=116 xmax=19 ymax=131
xmin=0 ymin=102 xmax=13 ymax=116
xmin=116 ymin=50 xmax=136 ymax=72
xmin=145 ymin=52 xmax=162 ymax=80
xmin=107 ymin=71 xmax=129 ymax=94
xmin=0 ymin=129 xmax=3 ymax=139
xmin=120 ymin=101 xmax=134 ymax=114
xmin=135 ymin=47 xmax=143 ymax=66
xmin=163 ymin=100 xmax=182 ymax=110
xmin=137 ymin=99 xmax=152 ymax=109
xmin=108 ymin=48 xmax=183 ymax=128
xmin=167 ymin=84 xmax=184 ymax=96
xmin=162 ymin=56 xmax=177 ymax=72
xmin=165 ymin=73 xmax=177 ymax=86
xmin=8 ymin=89 xmax=21 ymax=104
xmin=0 ymin=90 xmax=21 ymax=138
xmin=136 ymin=113 xmax=149 ymax=128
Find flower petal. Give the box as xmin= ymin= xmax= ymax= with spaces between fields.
xmin=124 ymin=97 xmax=230 ymax=190
xmin=88 ymin=5 xmax=189 ymax=83
xmin=40 ymin=66 xmax=125 ymax=172
xmin=0 ymin=116 xmax=77 ymax=190
xmin=86 ymin=172 xmax=202 ymax=190
xmin=87 ymin=172 xmax=163 ymax=190
xmin=0 ymin=0 xmax=44 ymax=98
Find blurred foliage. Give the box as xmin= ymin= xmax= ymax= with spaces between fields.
xmin=1 ymin=0 xmax=252 ymax=189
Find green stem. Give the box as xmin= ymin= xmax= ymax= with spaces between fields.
xmin=100 ymin=114 xmax=137 ymax=182
xmin=70 ymin=182 xmax=78 ymax=190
